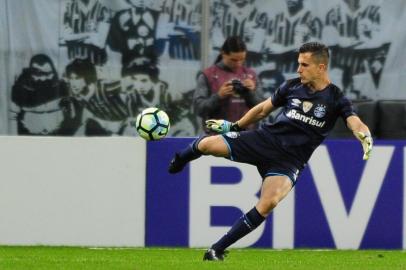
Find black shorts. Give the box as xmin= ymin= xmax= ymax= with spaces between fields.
xmin=221 ymin=130 xmax=304 ymax=185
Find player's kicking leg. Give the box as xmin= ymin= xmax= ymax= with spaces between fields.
xmin=168 ymin=135 xmax=229 ymax=173
xmin=203 ymin=175 xmax=292 ymax=261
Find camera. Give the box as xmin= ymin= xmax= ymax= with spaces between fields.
xmin=231 ymin=79 xmax=247 ymax=95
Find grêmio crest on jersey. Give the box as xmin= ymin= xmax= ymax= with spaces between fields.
xmin=313 ymin=104 xmax=327 ymax=118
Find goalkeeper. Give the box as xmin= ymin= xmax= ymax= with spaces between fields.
xmin=168 ymin=42 xmax=373 ymax=261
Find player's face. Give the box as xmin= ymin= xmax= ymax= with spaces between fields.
xmin=31 ymin=63 xmax=54 ymax=81
xmin=222 ymin=51 xmax=246 ymax=71
xmin=68 ymin=73 xmax=87 ymax=95
xmin=130 ymin=74 xmax=154 ymax=94
xmin=297 ymin=52 xmax=323 ymax=85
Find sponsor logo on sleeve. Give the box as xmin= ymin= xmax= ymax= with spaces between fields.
xmin=225 ymin=131 xmax=240 ymax=138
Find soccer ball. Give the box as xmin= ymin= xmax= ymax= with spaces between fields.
xmin=135 ymin=107 xmax=170 ymax=141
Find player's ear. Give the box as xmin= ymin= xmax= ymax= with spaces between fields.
xmin=319 ymin=63 xmax=327 ymax=71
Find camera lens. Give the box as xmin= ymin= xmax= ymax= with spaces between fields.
xmin=231 ymin=80 xmax=245 ymax=95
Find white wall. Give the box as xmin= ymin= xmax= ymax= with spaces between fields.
xmin=0 ymin=136 xmax=146 ymax=247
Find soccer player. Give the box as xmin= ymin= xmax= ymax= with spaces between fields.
xmin=65 ymin=58 xmax=128 ymax=135
xmin=168 ymin=42 xmax=373 ymax=261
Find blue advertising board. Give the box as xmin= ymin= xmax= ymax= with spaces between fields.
xmin=146 ymin=138 xmax=404 ymax=249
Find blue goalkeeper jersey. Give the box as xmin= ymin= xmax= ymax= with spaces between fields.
xmin=262 ymin=78 xmax=356 ymax=164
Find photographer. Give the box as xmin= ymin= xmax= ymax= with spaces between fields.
xmin=193 ymin=36 xmax=264 ymax=133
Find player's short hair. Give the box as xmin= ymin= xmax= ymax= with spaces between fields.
xmin=65 ymin=58 xmax=97 ymax=85
xmin=299 ymin=42 xmax=329 ymax=65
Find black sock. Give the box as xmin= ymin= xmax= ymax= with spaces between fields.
xmin=211 ymin=207 xmax=265 ymax=252
xmin=177 ymin=135 xmax=206 ymax=162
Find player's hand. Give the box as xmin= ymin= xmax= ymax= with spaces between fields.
xmin=356 ymin=132 xmax=373 ymax=160
xmin=205 ymin=119 xmax=243 ymax=134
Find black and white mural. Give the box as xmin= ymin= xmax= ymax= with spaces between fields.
xmin=4 ymin=0 xmax=201 ymax=136
xmin=210 ymin=0 xmax=402 ymax=101
xmin=2 ymin=0 xmax=406 ymax=136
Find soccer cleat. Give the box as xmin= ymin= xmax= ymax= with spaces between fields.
xmin=203 ymin=248 xmax=228 ymax=261
xmin=168 ymin=153 xmax=187 ymax=174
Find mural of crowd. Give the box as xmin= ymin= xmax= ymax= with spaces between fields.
xmin=8 ymin=0 xmax=392 ymax=136
xmin=210 ymin=0 xmax=389 ymax=100
xmin=10 ymin=0 xmax=201 ymax=136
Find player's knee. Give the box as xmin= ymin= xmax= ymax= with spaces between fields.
xmin=257 ymin=197 xmax=279 ymax=216
xmin=266 ymin=198 xmax=279 ymax=211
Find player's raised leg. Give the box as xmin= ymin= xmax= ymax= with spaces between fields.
xmin=168 ymin=135 xmax=229 ymax=173
xmin=204 ymin=175 xmax=292 ymax=261
xmin=255 ymin=175 xmax=292 ymax=216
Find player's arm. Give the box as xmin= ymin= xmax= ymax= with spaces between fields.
xmin=346 ymin=115 xmax=373 ymax=160
xmin=205 ymin=98 xmax=275 ymax=133
xmin=236 ymin=98 xmax=274 ymax=128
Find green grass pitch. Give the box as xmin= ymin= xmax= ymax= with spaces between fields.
xmin=1 ymin=246 xmax=405 ymax=270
